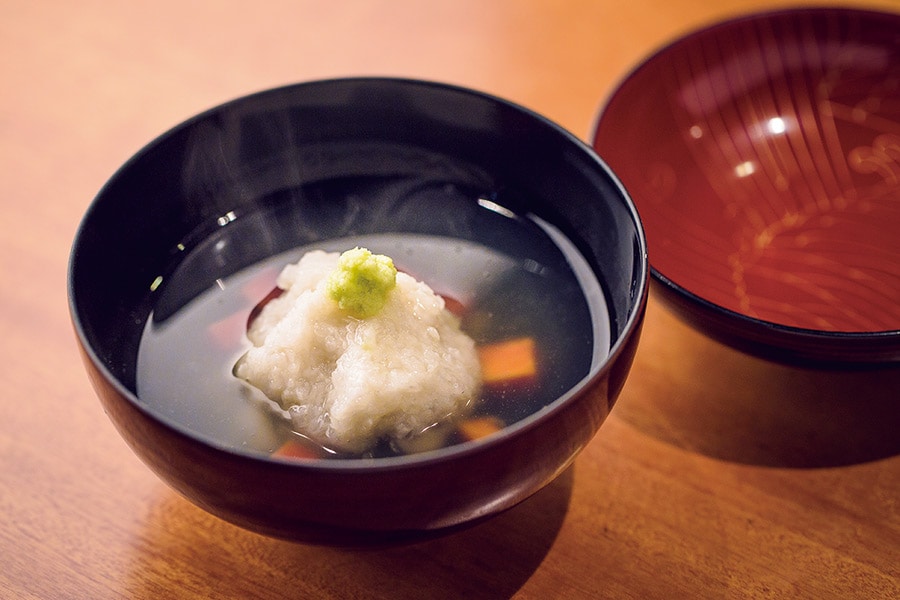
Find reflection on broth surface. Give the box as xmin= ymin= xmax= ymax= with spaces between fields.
xmin=136 ymin=177 xmax=610 ymax=459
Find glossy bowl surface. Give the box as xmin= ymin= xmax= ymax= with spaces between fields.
xmin=69 ymin=78 xmax=648 ymax=545
xmin=593 ymin=7 xmax=900 ymax=365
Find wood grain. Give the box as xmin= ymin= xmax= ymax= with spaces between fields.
xmin=2 ymin=1 xmax=897 ymax=598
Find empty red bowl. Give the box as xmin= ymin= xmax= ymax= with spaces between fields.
xmin=593 ymin=7 xmax=900 ymax=365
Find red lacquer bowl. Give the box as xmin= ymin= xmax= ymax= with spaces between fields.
xmin=593 ymin=7 xmax=900 ymax=366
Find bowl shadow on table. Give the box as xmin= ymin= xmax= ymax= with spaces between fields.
xmin=124 ymin=465 xmax=574 ymax=599
xmin=620 ymin=299 xmax=900 ymax=469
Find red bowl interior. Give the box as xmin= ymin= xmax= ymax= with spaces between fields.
xmin=593 ymin=7 xmax=900 ymax=364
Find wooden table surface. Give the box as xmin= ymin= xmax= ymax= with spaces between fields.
xmin=2 ymin=1 xmax=898 ymax=598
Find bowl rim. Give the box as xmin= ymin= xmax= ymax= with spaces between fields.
xmin=590 ymin=6 xmax=900 ymax=359
xmin=69 ymin=75 xmax=649 ymax=472
xmin=653 ymin=266 xmax=900 ymax=343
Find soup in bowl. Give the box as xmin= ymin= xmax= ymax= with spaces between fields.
xmin=68 ymin=78 xmax=648 ymax=544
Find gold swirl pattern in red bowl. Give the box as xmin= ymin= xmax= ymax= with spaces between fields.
xmin=593 ymin=7 xmax=900 ymax=365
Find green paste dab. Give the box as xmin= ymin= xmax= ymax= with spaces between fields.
xmin=326 ymin=247 xmax=398 ymax=319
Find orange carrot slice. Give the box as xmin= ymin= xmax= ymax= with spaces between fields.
xmin=207 ymin=310 xmax=249 ymax=350
xmin=241 ymin=266 xmax=280 ymax=304
xmin=246 ymin=286 xmax=284 ymax=330
xmin=477 ymin=337 xmax=537 ymax=385
xmin=272 ymin=438 xmax=321 ymax=460
xmin=458 ymin=416 xmax=505 ymax=442
xmin=440 ymin=294 xmax=467 ymax=317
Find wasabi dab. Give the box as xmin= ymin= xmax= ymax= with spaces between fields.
xmin=326 ymin=247 xmax=397 ymax=319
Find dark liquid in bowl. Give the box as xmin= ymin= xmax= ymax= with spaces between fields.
xmin=136 ymin=177 xmax=610 ymax=458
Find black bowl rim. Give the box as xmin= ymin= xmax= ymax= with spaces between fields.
xmin=590 ymin=6 xmax=900 ymax=363
xmin=69 ymin=76 xmax=649 ymax=472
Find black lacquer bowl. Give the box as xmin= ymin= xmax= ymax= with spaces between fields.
xmin=69 ymin=78 xmax=648 ymax=545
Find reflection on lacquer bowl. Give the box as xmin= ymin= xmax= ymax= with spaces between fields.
xmin=593 ymin=7 xmax=900 ymax=365
xmin=68 ymin=78 xmax=648 ymax=545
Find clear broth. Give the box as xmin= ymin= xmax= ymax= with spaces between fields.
xmin=136 ymin=177 xmax=610 ymax=458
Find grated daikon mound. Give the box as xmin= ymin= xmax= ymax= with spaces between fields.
xmin=234 ymin=250 xmax=482 ymax=455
